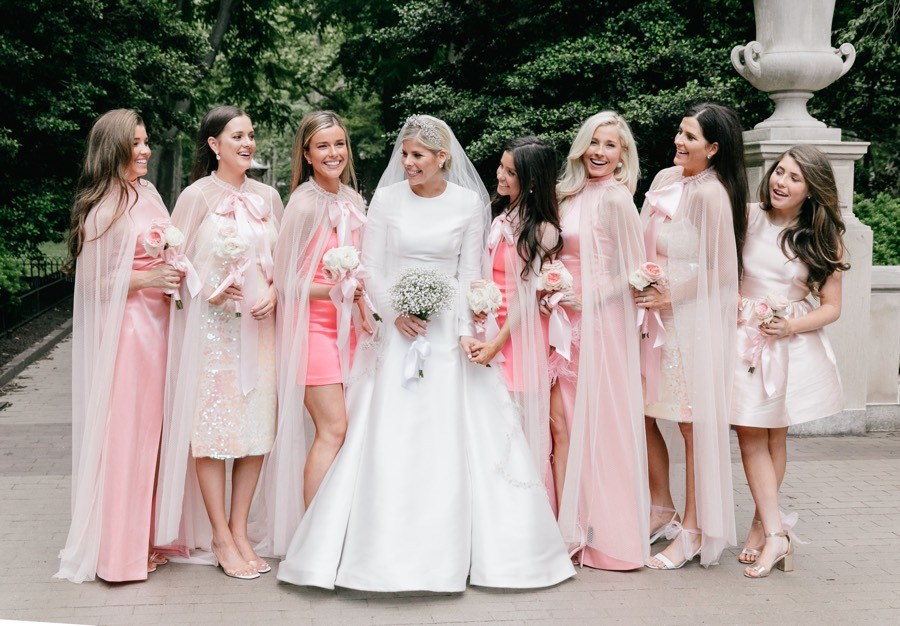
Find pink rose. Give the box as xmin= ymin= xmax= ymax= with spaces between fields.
xmin=641 ymin=262 xmax=663 ymax=281
xmin=765 ymin=293 xmax=790 ymax=316
xmin=540 ymin=261 xmax=573 ymax=292
xmin=142 ymin=225 xmax=166 ymax=258
xmin=754 ymin=300 xmax=774 ymax=324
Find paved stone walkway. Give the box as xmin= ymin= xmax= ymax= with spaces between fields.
xmin=1 ymin=337 xmax=899 ymax=625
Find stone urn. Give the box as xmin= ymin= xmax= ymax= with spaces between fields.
xmin=731 ymin=0 xmax=856 ymax=128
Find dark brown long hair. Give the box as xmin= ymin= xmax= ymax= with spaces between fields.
xmin=759 ymin=145 xmax=850 ymax=296
xmin=491 ymin=136 xmax=563 ymax=279
xmin=687 ymin=102 xmax=749 ymax=277
xmin=65 ymin=109 xmax=144 ymax=273
xmin=191 ymin=105 xmax=247 ymax=182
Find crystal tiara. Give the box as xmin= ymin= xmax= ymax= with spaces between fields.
xmin=404 ymin=115 xmax=442 ymax=147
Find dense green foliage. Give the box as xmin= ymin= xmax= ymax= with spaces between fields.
xmin=855 ymin=193 xmax=900 ymax=266
xmin=0 ymin=0 xmax=204 ymax=254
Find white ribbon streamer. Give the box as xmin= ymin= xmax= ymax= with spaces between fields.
xmin=402 ymin=334 xmax=432 ymax=389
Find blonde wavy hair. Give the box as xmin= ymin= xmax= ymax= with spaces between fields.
xmin=399 ymin=114 xmax=454 ymax=172
xmin=557 ymin=111 xmax=639 ymax=202
xmin=290 ymin=110 xmax=357 ymax=192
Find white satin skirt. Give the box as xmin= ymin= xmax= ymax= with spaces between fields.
xmin=276 ymin=308 xmax=574 ymax=591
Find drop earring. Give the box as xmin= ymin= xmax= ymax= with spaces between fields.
xmin=215 ymin=153 xmax=220 ymax=161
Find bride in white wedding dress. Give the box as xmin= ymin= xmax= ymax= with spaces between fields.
xmin=276 ymin=115 xmax=574 ymax=592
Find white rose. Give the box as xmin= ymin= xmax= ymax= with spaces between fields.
xmin=164 ymin=225 xmax=184 ymax=248
xmin=629 ymin=269 xmax=651 ymax=290
xmin=765 ymin=293 xmax=790 ymax=316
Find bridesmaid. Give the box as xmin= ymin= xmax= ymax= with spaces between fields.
xmin=732 ymin=145 xmax=847 ymax=578
xmin=56 ymin=109 xmax=183 ymax=582
xmin=255 ymin=110 xmax=369 ymax=558
xmin=636 ymin=102 xmax=747 ymax=569
xmin=469 ymin=136 xmax=562 ymax=503
xmin=552 ymin=111 xmax=650 ymax=570
xmin=156 ymin=106 xmax=283 ymax=579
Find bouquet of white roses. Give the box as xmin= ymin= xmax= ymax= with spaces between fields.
xmin=142 ymin=219 xmax=199 ymax=309
xmin=208 ymin=222 xmax=251 ymax=317
xmin=322 ymin=245 xmax=381 ymax=347
xmin=390 ymin=267 xmax=456 ymax=383
xmin=467 ymin=279 xmax=504 ymax=365
xmin=539 ymin=260 xmax=574 ymax=361
xmin=629 ymin=261 xmax=668 ymax=339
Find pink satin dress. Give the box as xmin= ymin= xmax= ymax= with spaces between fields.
xmin=95 ymin=200 xmax=169 ymax=582
xmin=730 ymin=204 xmax=843 ymax=427
xmin=305 ymin=230 xmax=354 ymax=385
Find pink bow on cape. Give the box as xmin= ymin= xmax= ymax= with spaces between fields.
xmin=215 ymin=191 xmax=274 ymax=281
xmin=640 ymin=181 xmax=682 ymax=404
xmin=328 ymin=200 xmax=367 ymax=248
xmin=488 ymin=214 xmax=515 ymax=251
xmin=743 ymin=326 xmax=786 ymax=398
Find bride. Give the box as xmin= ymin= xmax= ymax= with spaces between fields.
xmin=276 ymin=115 xmax=574 ymax=592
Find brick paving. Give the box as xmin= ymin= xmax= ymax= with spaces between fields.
xmin=1 ymin=336 xmax=899 ymax=625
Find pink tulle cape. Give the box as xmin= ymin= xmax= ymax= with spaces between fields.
xmin=641 ymin=166 xmax=738 ymax=566
xmin=489 ymin=213 xmax=556 ymax=499
xmin=249 ymin=180 xmax=367 ymax=558
xmin=154 ymin=174 xmax=283 ymax=561
xmin=56 ymin=181 xmax=169 ymax=582
xmin=556 ymin=179 xmax=651 ymax=568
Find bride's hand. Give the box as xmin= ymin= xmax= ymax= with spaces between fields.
xmin=459 ymin=336 xmax=478 ymax=358
xmin=469 ymin=338 xmax=503 ymax=365
xmin=395 ymin=314 xmax=427 ymax=339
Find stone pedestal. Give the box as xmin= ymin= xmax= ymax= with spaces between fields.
xmin=743 ymin=127 xmax=872 ymax=435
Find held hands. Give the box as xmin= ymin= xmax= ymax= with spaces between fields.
xmin=632 ymin=284 xmax=671 ymax=311
xmin=395 ymin=314 xmax=427 ymax=339
xmin=759 ymin=316 xmax=793 ymax=339
xmin=467 ymin=338 xmax=503 ymax=366
xmin=250 ymin=284 xmax=276 ymax=321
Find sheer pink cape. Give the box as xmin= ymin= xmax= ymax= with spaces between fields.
xmin=56 ymin=181 xmax=169 ymax=582
xmin=556 ymin=180 xmax=651 ymax=567
xmin=642 ymin=166 xmax=738 ymax=566
xmin=249 ymin=181 xmax=367 ymax=558
xmin=489 ymin=215 xmax=556 ymax=497
xmin=154 ymin=175 xmax=283 ymax=559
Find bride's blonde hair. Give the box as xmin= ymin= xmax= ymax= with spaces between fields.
xmin=557 ymin=111 xmax=639 ymax=202
xmin=399 ymin=115 xmax=453 ymax=172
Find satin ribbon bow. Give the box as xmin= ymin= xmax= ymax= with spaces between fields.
xmin=546 ymin=292 xmax=573 ymax=361
xmin=640 ymin=181 xmax=682 ymax=404
xmin=328 ymin=264 xmax=370 ymax=348
xmin=215 ymin=191 xmax=274 ymax=282
xmin=743 ymin=326 xmax=786 ymax=398
xmin=163 ymin=249 xmax=202 ymax=309
xmin=488 ymin=214 xmax=515 ymax=251
xmin=328 ymin=200 xmax=367 ymax=248
xmin=402 ymin=334 xmax=432 ymax=389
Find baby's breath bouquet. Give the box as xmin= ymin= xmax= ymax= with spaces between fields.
xmin=389 ymin=267 xmax=456 ymax=384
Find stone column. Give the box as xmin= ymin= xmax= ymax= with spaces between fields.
xmin=732 ymin=0 xmax=873 ymax=435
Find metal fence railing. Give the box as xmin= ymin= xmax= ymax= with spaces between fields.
xmin=0 ymin=256 xmax=74 ymax=336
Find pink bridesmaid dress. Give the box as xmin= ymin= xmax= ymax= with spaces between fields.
xmin=547 ymin=206 xmax=582 ymax=414
xmin=730 ymin=203 xmax=843 ymax=427
xmin=305 ymin=229 xmax=354 ymax=385
xmin=95 ymin=197 xmax=170 ymax=581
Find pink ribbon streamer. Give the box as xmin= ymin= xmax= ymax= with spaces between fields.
xmin=163 ymin=249 xmax=202 ymax=307
xmin=640 ymin=181 xmax=682 ymax=404
xmin=547 ymin=291 xmax=572 ymax=361
xmin=328 ymin=264 xmax=370 ymax=349
xmin=208 ymin=189 xmax=274 ymax=397
xmin=473 ymin=310 xmax=505 ymax=364
xmin=742 ymin=326 xmax=785 ymax=398
xmin=328 ymin=200 xmax=367 ymax=247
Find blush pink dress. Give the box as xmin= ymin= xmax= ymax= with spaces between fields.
xmin=304 ymin=230 xmax=352 ymax=386
xmin=730 ymin=203 xmax=843 ymax=427
xmin=547 ymin=206 xmax=582 ymax=413
xmin=95 ymin=197 xmax=170 ymax=582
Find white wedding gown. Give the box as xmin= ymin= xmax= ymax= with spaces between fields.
xmin=276 ymin=181 xmax=575 ymax=592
